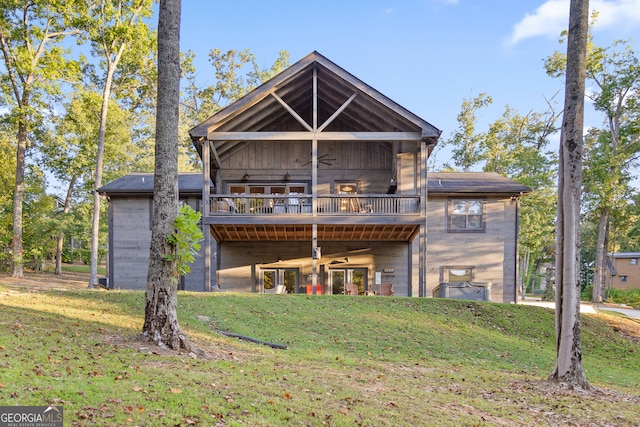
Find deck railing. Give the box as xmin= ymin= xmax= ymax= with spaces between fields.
xmin=208 ymin=194 xmax=420 ymax=216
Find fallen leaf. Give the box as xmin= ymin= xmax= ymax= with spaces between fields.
xmin=170 ymin=388 xmax=182 ymax=394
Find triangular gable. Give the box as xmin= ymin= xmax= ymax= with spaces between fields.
xmin=189 ymin=51 xmax=441 ymax=143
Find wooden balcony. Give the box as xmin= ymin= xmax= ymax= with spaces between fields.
xmin=207 ymin=194 xmax=420 ymax=216
xmin=204 ymin=194 xmax=423 ymax=243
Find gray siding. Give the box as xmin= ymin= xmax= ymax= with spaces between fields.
xmin=426 ymin=196 xmax=519 ymax=303
xmin=107 ymin=195 xmax=213 ymax=291
xmin=109 ymin=197 xmax=152 ymax=290
xmin=217 ymin=241 xmax=410 ymax=295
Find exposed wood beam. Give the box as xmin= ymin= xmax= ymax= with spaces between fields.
xmin=271 ymin=92 xmax=313 ymax=132
xmin=208 ymin=140 xmax=222 ymax=169
xmin=317 ymin=92 xmax=358 ymax=132
xmin=207 ymin=131 xmax=422 ymax=141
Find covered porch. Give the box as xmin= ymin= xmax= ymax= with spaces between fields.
xmin=190 ymin=52 xmax=441 ymax=295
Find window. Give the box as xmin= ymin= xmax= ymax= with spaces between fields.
xmin=620 ymin=275 xmax=628 ymax=282
xmin=329 ymin=268 xmax=367 ymax=295
xmin=441 ymin=266 xmax=474 ymax=283
xmin=260 ymin=268 xmax=299 ymax=293
xmin=630 ymin=258 xmax=638 ymax=266
xmin=337 ymin=183 xmax=357 ymax=194
xmin=448 ymin=199 xmax=485 ymax=232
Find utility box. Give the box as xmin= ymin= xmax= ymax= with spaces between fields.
xmin=432 ymin=282 xmax=491 ymax=301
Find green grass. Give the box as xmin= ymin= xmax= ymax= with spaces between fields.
xmin=0 ymin=286 xmax=638 ymax=426
xmin=60 ymin=264 xmax=106 ymax=275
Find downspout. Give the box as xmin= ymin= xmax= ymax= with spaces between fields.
xmin=515 ymin=192 xmax=523 ymax=303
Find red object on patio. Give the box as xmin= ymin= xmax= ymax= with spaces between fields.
xmin=306 ymin=284 xmax=323 ymax=294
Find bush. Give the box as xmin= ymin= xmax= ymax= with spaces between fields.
xmin=605 ymin=288 xmax=640 ymax=307
xmin=581 ymin=285 xmax=593 ymax=301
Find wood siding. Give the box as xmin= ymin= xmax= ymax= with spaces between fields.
xmin=426 ymin=196 xmax=519 ymax=303
xmin=216 ymin=241 xmax=410 ymax=295
xmin=609 ymin=256 xmax=640 ymax=290
xmin=218 ymin=140 xmax=398 ymax=195
xmin=107 ymin=196 xmax=212 ymax=291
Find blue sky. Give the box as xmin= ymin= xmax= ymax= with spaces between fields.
xmin=179 ymin=0 xmax=640 ymax=170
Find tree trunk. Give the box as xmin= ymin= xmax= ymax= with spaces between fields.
xmin=591 ymin=207 xmax=608 ymax=302
xmin=55 ymin=176 xmax=77 ymax=275
xmin=88 ymin=70 xmax=115 ymax=288
xmin=11 ymin=120 xmax=27 ymax=278
xmin=143 ymin=0 xmax=191 ymax=352
xmin=549 ymin=0 xmax=590 ymax=390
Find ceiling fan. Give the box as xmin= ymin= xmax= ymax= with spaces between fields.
xmin=302 ymin=153 xmax=336 ymax=166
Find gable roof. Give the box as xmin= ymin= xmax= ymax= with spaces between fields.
xmin=190 ymin=51 xmax=441 ymax=140
xmin=98 ymin=173 xmax=205 ymax=196
xmin=428 ymin=172 xmax=531 ymax=195
xmin=189 ymin=51 xmax=441 ymax=169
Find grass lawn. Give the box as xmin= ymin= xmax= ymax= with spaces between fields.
xmin=61 ymin=264 xmax=106 ymax=276
xmin=0 ymin=276 xmax=638 ymax=426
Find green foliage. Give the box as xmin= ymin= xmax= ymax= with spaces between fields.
xmin=180 ymin=49 xmax=290 ymax=168
xmin=439 ymin=93 xmax=560 ymax=292
xmin=546 ymin=34 xmax=640 ymax=294
xmin=605 ymin=288 xmax=640 ymax=307
xmin=163 ymin=204 xmax=203 ymax=277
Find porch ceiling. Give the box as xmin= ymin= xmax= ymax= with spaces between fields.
xmin=209 ymin=223 xmax=419 ymax=243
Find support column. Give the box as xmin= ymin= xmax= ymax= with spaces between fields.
xmin=419 ymin=140 xmax=428 ymax=297
xmin=202 ymin=140 xmax=211 ymax=292
xmin=311 ymin=64 xmax=319 ymax=295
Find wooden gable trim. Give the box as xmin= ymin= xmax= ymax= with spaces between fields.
xmin=190 ymin=51 xmax=441 ymax=141
xmin=207 ymin=131 xmax=423 ymax=141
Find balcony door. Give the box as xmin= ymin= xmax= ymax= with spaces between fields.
xmin=329 ymin=268 xmax=367 ymax=295
xmin=228 ymin=184 xmax=308 ymax=213
xmin=260 ymin=268 xmax=299 ymax=294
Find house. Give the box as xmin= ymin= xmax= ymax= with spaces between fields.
xmin=99 ymin=51 xmax=531 ymax=302
xmin=607 ymin=252 xmax=640 ymax=290
xmin=98 ymin=173 xmax=209 ymax=291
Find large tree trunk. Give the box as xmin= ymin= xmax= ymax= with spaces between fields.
xmin=143 ymin=0 xmax=191 ymax=351
xmin=549 ymin=0 xmax=590 ymax=390
xmin=55 ymin=176 xmax=77 ymax=275
xmin=11 ymin=120 xmax=27 ymax=278
xmin=591 ymin=207 xmax=609 ymax=302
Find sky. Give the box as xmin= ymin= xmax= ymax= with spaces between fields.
xmin=179 ymin=0 xmax=640 ymax=171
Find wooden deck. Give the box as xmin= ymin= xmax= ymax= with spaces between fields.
xmin=205 ymin=194 xmax=423 ymax=243
xmin=207 ymin=194 xmax=420 ymax=216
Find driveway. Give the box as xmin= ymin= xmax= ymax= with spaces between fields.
xmin=594 ymin=304 xmax=640 ymax=319
xmin=519 ymin=298 xmax=640 ymax=319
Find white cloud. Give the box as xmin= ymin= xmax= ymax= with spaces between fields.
xmin=506 ymin=0 xmax=640 ymax=46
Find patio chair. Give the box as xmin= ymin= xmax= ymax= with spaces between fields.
xmin=379 ymin=283 xmax=394 ymax=296
xmin=345 ymin=283 xmax=359 ymax=295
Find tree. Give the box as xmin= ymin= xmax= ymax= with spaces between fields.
xmin=438 ymin=94 xmax=560 ymax=295
xmin=179 ymin=49 xmax=290 ymax=168
xmin=546 ymin=35 xmax=640 ymax=303
xmin=0 ymin=0 xmax=80 ymax=277
xmin=549 ymin=0 xmax=590 ymax=389
xmin=77 ymin=0 xmax=155 ymax=288
xmin=143 ymin=0 xmax=191 ymax=351
xmin=43 ymin=89 xmax=144 ymax=273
